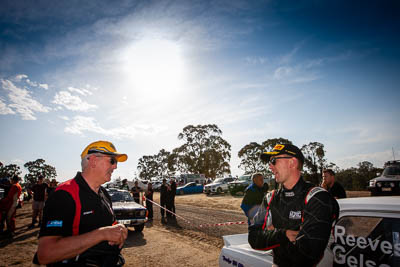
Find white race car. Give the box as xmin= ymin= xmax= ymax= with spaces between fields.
xmin=219 ymin=196 xmax=400 ymax=267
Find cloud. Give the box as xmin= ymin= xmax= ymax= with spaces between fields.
xmin=245 ymin=56 xmax=268 ymax=65
xmin=67 ymin=86 xmax=93 ymax=96
xmin=0 ymin=97 xmax=15 ymax=115
xmin=39 ymin=83 xmax=49 ymax=90
xmin=59 ymin=115 xmax=69 ymax=121
xmin=14 ymin=74 xmax=28 ymax=82
xmin=0 ymin=79 xmax=50 ymax=120
xmin=11 ymin=74 xmax=49 ymax=89
xmin=52 ymin=91 xmax=97 ymax=111
xmin=64 ymin=116 xmax=164 ymax=139
xmin=273 ymin=65 xmax=319 ymax=84
xmin=279 ymin=41 xmax=304 ymax=65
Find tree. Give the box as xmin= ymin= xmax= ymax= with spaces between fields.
xmin=137 ymin=149 xmax=177 ymax=180
xmin=0 ymin=164 xmax=22 ymax=179
xmin=238 ymin=142 xmax=263 ymax=174
xmin=24 ymin=159 xmax=57 ymax=184
xmin=174 ymin=124 xmax=231 ymax=178
xmin=301 ymin=142 xmax=326 ymax=185
xmin=261 ymin=138 xmax=292 ymax=152
xmin=137 ymin=155 xmax=159 ymax=180
xmin=355 ymin=161 xmax=379 ymax=190
xmin=237 ymin=138 xmax=293 ymax=177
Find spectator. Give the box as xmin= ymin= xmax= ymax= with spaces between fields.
xmin=46 ymin=179 xmax=58 ymax=198
xmin=145 ymin=183 xmax=154 ymax=221
xmin=321 ymin=169 xmax=347 ymax=199
xmin=29 ymin=175 xmax=48 ymax=228
xmin=166 ymin=179 xmax=177 ymax=220
xmin=249 ymin=143 xmax=339 ymax=267
xmin=34 ymin=140 xmax=128 ymax=266
xmin=240 ymin=173 xmax=267 ymax=224
xmin=160 ymin=179 xmax=168 ymax=221
xmin=0 ymin=175 xmax=22 ymax=237
xmin=120 ymin=179 xmax=130 ymax=191
xmin=0 ymin=177 xmax=11 ymax=199
xmin=131 ymin=180 xmax=141 ymax=204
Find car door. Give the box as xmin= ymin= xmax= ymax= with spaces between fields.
xmin=319 ymin=214 xmax=400 ymax=266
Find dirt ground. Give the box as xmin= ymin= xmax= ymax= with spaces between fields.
xmin=0 ymin=191 xmax=370 ymax=267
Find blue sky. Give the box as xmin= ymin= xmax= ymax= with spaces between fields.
xmin=1 ymin=0 xmax=399 ymax=182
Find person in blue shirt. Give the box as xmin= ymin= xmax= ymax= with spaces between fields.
xmin=240 ymin=173 xmax=268 ymax=224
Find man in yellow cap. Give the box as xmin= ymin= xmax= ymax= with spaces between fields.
xmin=35 ymin=141 xmax=128 ymax=266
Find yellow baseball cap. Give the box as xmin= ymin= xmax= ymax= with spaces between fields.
xmin=81 ymin=140 xmax=128 ymax=162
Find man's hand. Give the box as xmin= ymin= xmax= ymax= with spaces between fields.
xmin=285 ymin=229 xmax=299 ymax=242
xmin=100 ymin=224 xmax=128 ymax=249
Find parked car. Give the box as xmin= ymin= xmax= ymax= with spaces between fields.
xmin=176 ymin=182 xmax=204 ymax=195
xmin=204 ymin=177 xmax=235 ymax=194
xmin=227 ymin=175 xmax=252 ymax=195
xmin=219 ymin=196 xmax=400 ymax=267
xmin=152 ymin=181 xmax=162 ymax=191
xmin=368 ymin=160 xmax=400 ymax=196
xmin=107 ymin=188 xmax=147 ymax=232
xmin=129 ymin=179 xmax=149 ymax=192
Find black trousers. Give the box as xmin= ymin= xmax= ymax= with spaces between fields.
xmin=146 ymin=200 xmax=153 ymax=219
xmin=160 ymin=200 xmax=167 ymax=217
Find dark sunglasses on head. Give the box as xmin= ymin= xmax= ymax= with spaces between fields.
xmin=270 ymin=156 xmax=293 ymax=165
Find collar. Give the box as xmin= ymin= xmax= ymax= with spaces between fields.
xmin=75 ymin=172 xmax=102 ymax=197
xmin=282 ymin=176 xmax=305 ymax=197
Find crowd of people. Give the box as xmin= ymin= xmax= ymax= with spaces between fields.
xmin=0 ymin=140 xmax=348 ymax=266
xmin=0 ymin=174 xmax=60 ymax=238
xmin=119 ymin=177 xmax=177 ymax=223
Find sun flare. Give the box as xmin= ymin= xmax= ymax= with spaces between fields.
xmin=121 ymin=39 xmax=185 ymax=102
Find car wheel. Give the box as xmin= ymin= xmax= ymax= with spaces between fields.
xmin=134 ymin=224 xmax=145 ymax=232
xmin=217 ymin=187 xmax=222 ymax=194
xmin=180 ymin=190 xmax=184 ymax=195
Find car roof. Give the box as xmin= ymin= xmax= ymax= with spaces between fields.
xmin=338 ymin=196 xmax=400 ymax=218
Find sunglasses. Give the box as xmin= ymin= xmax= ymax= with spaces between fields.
xmin=95 ymin=155 xmax=117 ymax=165
xmin=270 ymin=156 xmax=293 ymax=165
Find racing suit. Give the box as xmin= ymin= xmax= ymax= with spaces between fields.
xmin=248 ymin=177 xmax=339 ymax=267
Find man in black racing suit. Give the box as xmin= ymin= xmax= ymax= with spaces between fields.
xmin=248 ymin=144 xmax=339 ymax=267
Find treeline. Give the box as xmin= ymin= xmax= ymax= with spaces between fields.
xmin=0 ymin=124 xmax=382 ymax=190
xmin=137 ymin=124 xmax=382 ymax=191
xmin=0 ymin=159 xmax=57 ymax=185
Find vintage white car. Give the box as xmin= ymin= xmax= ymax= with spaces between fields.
xmin=219 ymin=196 xmax=400 ymax=267
xmin=107 ymin=188 xmax=147 ymax=232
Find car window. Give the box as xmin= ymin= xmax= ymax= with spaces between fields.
xmin=110 ymin=191 xmax=134 ymax=202
xmin=328 ymin=216 xmax=400 ymax=266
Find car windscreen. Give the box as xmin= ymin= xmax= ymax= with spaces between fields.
xmin=238 ymin=175 xmax=251 ymax=181
xmin=109 ymin=191 xmax=134 ymax=202
xmin=384 ymin=166 xmax=400 ymax=176
xmin=214 ymin=178 xmax=224 ymax=183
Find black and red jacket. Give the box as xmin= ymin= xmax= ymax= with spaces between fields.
xmin=39 ymin=172 xmax=119 ymax=265
xmin=248 ymin=177 xmax=339 ymax=267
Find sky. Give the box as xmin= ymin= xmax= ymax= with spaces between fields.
xmin=1 ymin=0 xmax=399 ymax=182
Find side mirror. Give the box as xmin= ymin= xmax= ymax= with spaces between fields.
xmin=377 ymin=172 xmax=381 ymax=177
